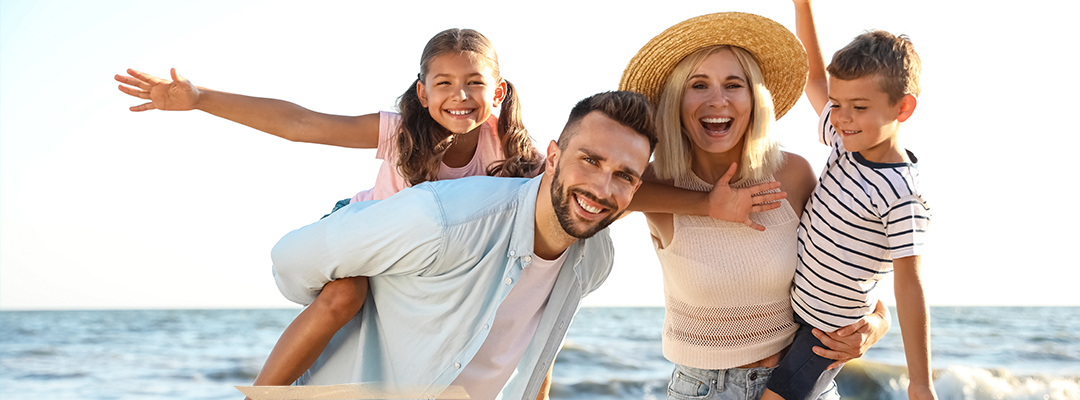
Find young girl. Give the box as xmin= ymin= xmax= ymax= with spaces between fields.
xmin=116 ymin=28 xmax=544 ymax=390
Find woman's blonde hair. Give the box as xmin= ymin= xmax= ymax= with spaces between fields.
xmin=651 ymin=46 xmax=783 ymax=183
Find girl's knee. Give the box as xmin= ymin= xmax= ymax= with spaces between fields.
xmin=320 ymin=277 xmax=368 ymax=321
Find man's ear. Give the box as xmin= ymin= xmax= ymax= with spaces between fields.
xmin=546 ymin=140 xmax=560 ymax=170
xmin=896 ymin=94 xmax=917 ymax=122
xmin=493 ymin=80 xmax=508 ymax=107
xmin=416 ymin=80 xmax=429 ymax=108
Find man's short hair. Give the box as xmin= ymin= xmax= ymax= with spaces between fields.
xmin=828 ymin=30 xmax=921 ymax=104
xmin=557 ymin=91 xmax=658 ymax=152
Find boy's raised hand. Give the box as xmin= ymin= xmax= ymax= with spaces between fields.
xmin=115 ymin=68 xmax=200 ymax=112
xmin=709 ymin=162 xmax=787 ymax=232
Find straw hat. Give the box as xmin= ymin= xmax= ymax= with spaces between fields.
xmin=619 ymin=12 xmax=807 ymax=120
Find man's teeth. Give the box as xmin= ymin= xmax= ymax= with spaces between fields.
xmin=448 ymin=110 xmax=471 ymax=115
xmin=701 ymin=117 xmax=731 ymax=123
xmin=576 ymin=196 xmax=602 ymax=214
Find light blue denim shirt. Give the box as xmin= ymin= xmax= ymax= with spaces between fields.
xmin=271 ymin=175 xmax=614 ymax=400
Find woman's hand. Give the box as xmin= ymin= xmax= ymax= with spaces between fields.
xmin=115 ymin=68 xmax=200 ymax=112
xmin=810 ymin=300 xmax=891 ymax=370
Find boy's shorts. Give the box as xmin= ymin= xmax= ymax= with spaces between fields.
xmin=765 ymin=313 xmax=844 ymax=400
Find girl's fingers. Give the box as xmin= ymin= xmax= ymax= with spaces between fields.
xmin=749 ymin=202 xmax=783 ymax=213
xmin=127 ymin=68 xmax=168 ymax=86
xmin=751 ymin=191 xmax=787 ymax=204
xmin=746 ymin=181 xmax=781 ymax=194
xmin=743 ymin=219 xmax=766 ymax=232
xmin=129 ymin=101 xmax=156 ymax=112
xmin=719 ymin=162 xmax=738 ymax=185
xmin=116 ymin=84 xmax=148 ymax=99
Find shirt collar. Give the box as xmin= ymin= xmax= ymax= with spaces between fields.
xmin=507 ymin=174 xmax=543 ymax=261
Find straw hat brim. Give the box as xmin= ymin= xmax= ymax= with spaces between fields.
xmin=619 ymin=12 xmax=807 ymax=120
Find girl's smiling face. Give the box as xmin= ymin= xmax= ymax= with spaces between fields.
xmin=417 ymin=52 xmax=506 ymax=135
xmin=680 ymin=49 xmax=752 ymax=157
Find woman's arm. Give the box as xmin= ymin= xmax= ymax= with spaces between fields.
xmin=116 ymin=68 xmax=381 ymax=148
xmin=810 ymin=299 xmax=892 ymax=370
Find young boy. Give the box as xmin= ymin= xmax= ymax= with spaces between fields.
xmin=763 ymin=2 xmax=937 ymax=400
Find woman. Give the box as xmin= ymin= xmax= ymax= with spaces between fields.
xmin=621 ymin=12 xmax=890 ymax=400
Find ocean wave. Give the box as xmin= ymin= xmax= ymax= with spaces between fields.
xmin=836 ymin=360 xmax=1080 ymax=400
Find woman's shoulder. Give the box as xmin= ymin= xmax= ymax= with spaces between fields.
xmin=775 ymin=151 xmax=817 ymax=215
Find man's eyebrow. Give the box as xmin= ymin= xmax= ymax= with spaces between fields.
xmin=580 ymin=148 xmax=642 ymax=179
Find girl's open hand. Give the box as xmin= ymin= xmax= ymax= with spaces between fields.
xmin=115 ymin=68 xmax=200 ymax=112
xmin=708 ymin=162 xmax=787 ymax=231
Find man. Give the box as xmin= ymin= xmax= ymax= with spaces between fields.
xmin=270 ymin=91 xmax=658 ymax=400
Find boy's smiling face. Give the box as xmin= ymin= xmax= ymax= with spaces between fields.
xmin=828 ymin=75 xmax=916 ymax=163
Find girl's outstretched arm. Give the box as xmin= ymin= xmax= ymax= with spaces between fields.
xmin=628 ymin=163 xmax=787 ymax=231
xmin=793 ymin=0 xmax=829 ymax=115
xmin=115 ymin=68 xmax=381 ymax=148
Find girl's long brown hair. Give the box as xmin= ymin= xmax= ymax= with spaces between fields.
xmin=396 ymin=29 xmax=543 ymax=186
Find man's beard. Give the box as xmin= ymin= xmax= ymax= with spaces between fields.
xmin=550 ymin=166 xmax=623 ymax=239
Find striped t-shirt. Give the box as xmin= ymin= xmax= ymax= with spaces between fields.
xmin=791 ymin=103 xmax=931 ymax=331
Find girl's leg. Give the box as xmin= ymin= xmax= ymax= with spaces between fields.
xmin=252 ymin=276 xmax=369 ymax=386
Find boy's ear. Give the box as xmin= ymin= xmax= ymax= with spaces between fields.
xmin=896 ymin=94 xmax=917 ymax=122
xmin=493 ymin=80 xmax=507 ymax=107
xmin=546 ymin=140 xmax=560 ymax=170
xmin=416 ymin=80 xmax=429 ymax=108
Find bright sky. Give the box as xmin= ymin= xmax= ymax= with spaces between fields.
xmin=2 ymin=0 xmax=1077 ymax=310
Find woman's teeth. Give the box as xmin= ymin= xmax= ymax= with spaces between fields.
xmin=701 ymin=117 xmax=732 ymax=133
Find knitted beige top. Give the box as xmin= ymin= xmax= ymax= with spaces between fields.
xmin=653 ymin=173 xmax=799 ymax=369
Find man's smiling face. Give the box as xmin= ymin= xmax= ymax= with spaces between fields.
xmin=548 ymin=111 xmax=650 ymax=239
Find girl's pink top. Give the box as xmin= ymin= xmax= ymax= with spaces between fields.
xmin=350 ymin=111 xmax=506 ymax=202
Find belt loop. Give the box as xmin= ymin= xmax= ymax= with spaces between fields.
xmin=715 ymin=368 xmax=725 ymax=391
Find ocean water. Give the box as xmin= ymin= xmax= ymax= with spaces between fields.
xmin=1 ymin=307 xmax=1077 ymax=400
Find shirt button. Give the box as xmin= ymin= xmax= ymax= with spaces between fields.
xmin=523 ymin=255 xmax=532 ymax=264
xmin=483 ymin=323 xmax=489 ymax=330
xmin=509 ymin=250 xmax=517 ymax=257
xmin=454 ymin=363 xmax=461 ymax=369
xmin=504 ymin=278 xmax=513 ymax=285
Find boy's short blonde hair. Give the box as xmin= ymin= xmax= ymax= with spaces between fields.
xmin=828 ymin=30 xmax=921 ymax=104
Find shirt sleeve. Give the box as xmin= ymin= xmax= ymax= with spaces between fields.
xmin=270 ymin=186 xmax=444 ymax=305
xmin=884 ymin=194 xmax=931 ymax=259
xmin=818 ymin=102 xmax=838 ymax=147
xmin=375 ymin=111 xmax=402 ymax=161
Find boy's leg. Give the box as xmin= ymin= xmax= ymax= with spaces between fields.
xmin=763 ymin=316 xmax=843 ymax=400
xmin=251 ymin=276 xmax=369 ymax=387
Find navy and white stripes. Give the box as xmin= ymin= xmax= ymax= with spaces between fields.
xmin=792 ymin=105 xmax=931 ymax=331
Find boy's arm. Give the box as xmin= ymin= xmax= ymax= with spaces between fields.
xmin=894 ymin=255 xmax=938 ymax=400
xmin=628 ymin=163 xmax=788 ymax=231
xmin=793 ymin=0 xmax=829 ymax=115
xmin=116 ymin=68 xmax=381 ymax=148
